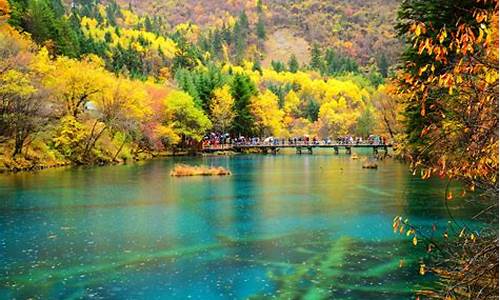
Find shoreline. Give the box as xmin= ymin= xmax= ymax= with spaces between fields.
xmin=0 ymin=149 xmax=396 ymax=175
xmin=0 ymin=151 xmax=193 ymax=175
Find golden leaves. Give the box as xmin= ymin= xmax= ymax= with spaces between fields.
xmin=475 ymin=10 xmax=488 ymax=23
xmin=438 ymin=29 xmax=448 ymax=44
xmin=0 ymin=0 xmax=9 ymax=23
xmin=412 ymin=22 xmax=427 ymax=37
xmin=210 ymin=85 xmax=236 ymax=133
xmin=484 ymin=69 xmax=498 ymax=84
xmin=419 ymin=264 xmax=426 ymax=275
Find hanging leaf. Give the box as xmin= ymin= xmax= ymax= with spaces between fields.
xmin=419 ymin=264 xmax=426 ymax=275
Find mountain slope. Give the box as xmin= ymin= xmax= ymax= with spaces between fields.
xmin=120 ymin=0 xmax=401 ymax=66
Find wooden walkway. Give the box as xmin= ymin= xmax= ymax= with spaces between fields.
xmin=202 ymin=143 xmax=393 ymax=155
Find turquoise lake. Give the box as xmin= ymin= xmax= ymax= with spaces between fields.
xmin=0 ymin=152 xmax=482 ymax=299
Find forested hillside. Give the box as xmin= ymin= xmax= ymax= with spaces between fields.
xmin=0 ymin=0 xmax=401 ymax=171
xmin=121 ymin=0 xmax=401 ymax=67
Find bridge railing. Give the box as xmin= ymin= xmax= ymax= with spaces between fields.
xmin=202 ymin=141 xmax=390 ymax=150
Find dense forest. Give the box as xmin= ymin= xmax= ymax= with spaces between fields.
xmin=0 ymin=0 xmax=400 ymax=171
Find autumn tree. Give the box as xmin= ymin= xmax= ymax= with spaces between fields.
xmin=372 ymin=85 xmax=403 ymax=139
xmin=317 ymin=97 xmax=358 ymax=138
xmin=250 ymin=90 xmax=284 ymax=136
xmin=0 ymin=21 xmax=48 ymax=157
xmin=283 ymin=90 xmax=301 ymax=117
xmin=396 ymin=0 xmax=498 ymax=194
xmin=0 ymin=70 xmax=48 ymax=156
xmin=355 ymin=106 xmax=375 ymax=138
xmin=85 ymin=78 xmax=150 ymax=161
xmin=34 ymin=49 xmax=106 ymax=118
xmin=163 ymin=91 xmax=211 ymax=145
xmin=395 ymin=0 xmax=499 ymax=297
xmin=210 ymin=85 xmax=235 ymax=133
xmin=0 ymin=0 xmax=9 ymax=23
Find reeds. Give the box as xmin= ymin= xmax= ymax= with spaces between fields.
xmin=170 ymin=164 xmax=231 ymax=176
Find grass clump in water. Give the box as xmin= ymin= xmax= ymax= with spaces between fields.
xmin=170 ymin=164 xmax=231 ymax=176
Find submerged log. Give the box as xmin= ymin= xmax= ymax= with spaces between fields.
xmin=170 ymin=164 xmax=231 ymax=176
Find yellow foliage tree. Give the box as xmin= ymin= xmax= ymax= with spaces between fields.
xmin=250 ymin=90 xmax=285 ymax=136
xmin=34 ymin=49 xmax=108 ymax=118
xmin=163 ymin=90 xmax=212 ymax=144
xmin=0 ymin=0 xmax=9 ymax=24
xmin=210 ymin=85 xmax=235 ymax=133
xmin=284 ymin=90 xmax=301 ymax=116
xmin=317 ymin=97 xmax=359 ymax=138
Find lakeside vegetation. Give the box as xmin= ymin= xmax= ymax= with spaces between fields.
xmin=0 ymin=0 xmax=498 ymax=298
xmin=393 ymin=0 xmax=498 ymax=298
xmin=170 ymin=164 xmax=231 ymax=176
xmin=0 ymin=0 xmax=401 ymax=172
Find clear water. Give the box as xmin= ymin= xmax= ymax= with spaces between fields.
xmin=0 ymin=152 xmax=482 ymax=299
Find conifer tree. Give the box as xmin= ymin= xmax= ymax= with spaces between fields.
xmin=256 ymin=14 xmax=266 ymax=40
xmin=230 ymin=73 xmax=257 ymax=136
xmin=309 ymin=43 xmax=323 ymax=72
xmin=288 ymin=54 xmax=299 ymax=73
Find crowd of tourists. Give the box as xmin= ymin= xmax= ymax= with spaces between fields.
xmin=202 ymin=133 xmax=388 ymax=148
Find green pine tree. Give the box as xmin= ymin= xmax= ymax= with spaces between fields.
xmin=252 ymin=56 xmax=263 ymax=75
xmin=309 ymin=43 xmax=323 ymax=72
xmin=230 ymin=73 xmax=257 ymax=137
xmin=377 ymin=53 xmax=389 ymax=77
xmin=256 ymin=14 xmax=266 ymax=40
xmin=288 ymin=54 xmax=299 ymax=73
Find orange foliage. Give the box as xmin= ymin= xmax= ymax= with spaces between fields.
xmin=396 ymin=0 xmax=499 ymax=192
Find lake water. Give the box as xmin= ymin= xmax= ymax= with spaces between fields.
xmin=0 ymin=151 xmax=482 ymax=299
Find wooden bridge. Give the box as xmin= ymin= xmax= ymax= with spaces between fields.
xmin=202 ymin=143 xmax=393 ymax=155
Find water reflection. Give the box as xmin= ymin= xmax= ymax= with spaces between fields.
xmin=0 ymin=152 xmax=480 ymax=299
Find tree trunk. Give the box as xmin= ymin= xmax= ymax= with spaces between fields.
xmin=12 ymin=130 xmax=26 ymax=158
xmin=82 ymin=122 xmax=107 ymax=162
xmin=112 ymin=137 xmax=127 ymax=162
xmin=383 ymin=115 xmax=395 ymax=139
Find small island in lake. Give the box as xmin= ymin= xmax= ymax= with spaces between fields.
xmin=362 ymin=160 xmax=378 ymax=169
xmin=170 ymin=164 xmax=231 ymax=176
